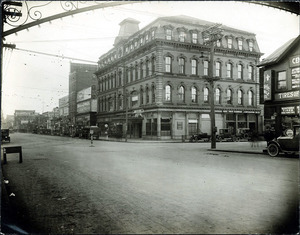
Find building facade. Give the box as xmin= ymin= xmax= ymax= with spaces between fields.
xmin=14 ymin=110 xmax=37 ymax=132
xmin=68 ymin=62 xmax=97 ymax=126
xmin=95 ymin=16 xmax=262 ymax=140
xmin=258 ymin=35 xmax=300 ymax=137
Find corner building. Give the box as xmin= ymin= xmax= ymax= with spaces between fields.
xmin=95 ymin=16 xmax=262 ymax=140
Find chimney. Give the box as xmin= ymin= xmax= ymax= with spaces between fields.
xmin=114 ymin=18 xmax=140 ymax=46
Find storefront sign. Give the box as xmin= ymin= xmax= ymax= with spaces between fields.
xmin=281 ymin=106 xmax=295 ymax=115
xmin=291 ymin=67 xmax=300 ymax=89
xmin=290 ymin=55 xmax=300 ymax=67
xmin=263 ymin=70 xmax=272 ymax=101
xmin=275 ymin=90 xmax=300 ymax=100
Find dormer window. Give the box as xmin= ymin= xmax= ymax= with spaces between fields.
xmin=216 ymin=39 xmax=221 ymax=47
xmin=249 ymin=41 xmax=253 ymax=52
xmin=238 ymin=39 xmax=243 ymax=50
xmin=145 ymin=34 xmax=149 ymax=41
xmin=134 ymin=41 xmax=138 ymax=47
xmin=166 ymin=29 xmax=172 ymax=40
xmin=192 ymin=33 xmax=198 ymax=44
xmin=179 ymin=31 xmax=186 ymax=42
xmin=140 ymin=37 xmax=143 ymax=45
xmin=227 ymin=38 xmax=233 ymax=49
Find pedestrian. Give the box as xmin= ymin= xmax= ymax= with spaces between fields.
xmin=250 ymin=130 xmax=259 ymax=148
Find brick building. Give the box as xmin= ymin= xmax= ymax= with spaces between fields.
xmin=95 ymin=16 xmax=263 ymax=140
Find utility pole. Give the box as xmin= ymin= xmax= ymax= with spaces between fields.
xmin=202 ymin=24 xmax=223 ymax=149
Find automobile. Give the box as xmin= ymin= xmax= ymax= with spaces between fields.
xmin=79 ymin=126 xmax=101 ymax=140
xmin=267 ymin=125 xmax=299 ymax=157
xmin=216 ymin=128 xmax=236 ymax=142
xmin=235 ymin=128 xmax=251 ymax=141
xmin=189 ymin=132 xmax=210 ymax=142
xmin=1 ymin=129 xmax=11 ymax=143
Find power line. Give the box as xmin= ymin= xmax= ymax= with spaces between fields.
xmin=14 ymin=47 xmax=98 ymax=64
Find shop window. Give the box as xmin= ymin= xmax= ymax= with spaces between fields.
xmin=146 ymin=119 xmax=157 ymax=136
xmin=204 ymin=87 xmax=209 ymax=103
xmin=161 ymin=118 xmax=171 ymax=136
xmin=277 ymin=71 xmax=287 ymax=90
xmin=165 ymin=85 xmax=171 ymax=101
xmin=189 ymin=122 xmax=198 ymax=135
xmin=191 ymin=86 xmax=197 ymax=103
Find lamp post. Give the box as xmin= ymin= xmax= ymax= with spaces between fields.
xmin=202 ymin=24 xmax=223 ymax=149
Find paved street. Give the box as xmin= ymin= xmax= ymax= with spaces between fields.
xmin=1 ymin=133 xmax=299 ymax=234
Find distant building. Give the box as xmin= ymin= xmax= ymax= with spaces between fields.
xmin=1 ymin=115 xmax=14 ymax=129
xmin=95 ymin=16 xmax=263 ymax=140
xmin=68 ymin=62 xmax=98 ymax=126
xmin=59 ymin=95 xmax=69 ymax=117
xmin=14 ymin=110 xmax=36 ymax=132
xmin=258 ymin=35 xmax=300 ymax=137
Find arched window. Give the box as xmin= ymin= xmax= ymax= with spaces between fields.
xmin=215 ymin=88 xmax=221 ymax=104
xmin=248 ymin=65 xmax=253 ymax=80
xmin=165 ymin=56 xmax=172 ymax=73
xmin=204 ymin=87 xmax=209 ymax=103
xmin=238 ymin=89 xmax=243 ymax=105
xmin=146 ymin=60 xmax=150 ymax=76
xmin=178 ymin=85 xmax=185 ymax=102
xmin=140 ymin=89 xmax=144 ymax=105
xmin=226 ymin=63 xmax=232 ymax=78
xmin=248 ymin=90 xmax=254 ymax=106
xmin=178 ymin=58 xmax=185 ymax=74
xmin=146 ymin=87 xmax=149 ymax=103
xmin=238 ymin=64 xmax=243 ymax=79
xmin=165 ymin=85 xmax=171 ymax=101
xmin=216 ymin=62 xmax=221 ymax=77
xmin=204 ymin=61 xmax=209 ymax=76
xmin=191 ymin=59 xmax=197 ymax=75
xmin=151 ymin=86 xmax=155 ymax=103
xmin=191 ymin=86 xmax=197 ymax=103
xmin=227 ymin=89 xmax=233 ymax=104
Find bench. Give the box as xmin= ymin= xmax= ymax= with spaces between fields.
xmin=2 ymin=146 xmax=22 ymax=164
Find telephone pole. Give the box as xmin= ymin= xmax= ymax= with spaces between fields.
xmin=202 ymin=24 xmax=223 ymax=149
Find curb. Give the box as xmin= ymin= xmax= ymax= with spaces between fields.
xmin=208 ymin=149 xmax=267 ymax=155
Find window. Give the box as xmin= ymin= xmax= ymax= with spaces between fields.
xmin=249 ymin=41 xmax=253 ymax=51
xmin=248 ymin=65 xmax=253 ymax=80
xmin=216 ymin=39 xmax=221 ymax=47
xmin=228 ymin=38 xmax=232 ymax=49
xmin=191 ymin=59 xmax=197 ymax=75
xmin=226 ymin=63 xmax=232 ymax=78
xmin=277 ymin=71 xmax=287 ymax=90
xmin=140 ymin=63 xmax=143 ymax=79
xmin=191 ymin=87 xmax=197 ymax=103
xmin=151 ymin=86 xmax=155 ymax=103
xmin=118 ymin=95 xmax=123 ymax=110
xmin=204 ymin=87 xmax=209 ymax=103
xmin=151 ymin=57 xmax=155 ymax=75
xmin=179 ymin=31 xmax=186 ymax=42
xmin=238 ymin=40 xmax=243 ymax=50
xmin=140 ymin=37 xmax=143 ymax=45
xmin=140 ymin=89 xmax=144 ymax=105
xmin=238 ymin=64 xmax=243 ymax=79
xmin=238 ymin=90 xmax=243 ymax=105
xmin=134 ymin=41 xmax=137 ymax=47
xmin=165 ymin=56 xmax=171 ymax=73
xmin=216 ymin=88 xmax=221 ymax=104
xmin=179 ymin=58 xmax=185 ymax=74
xmin=192 ymin=33 xmax=197 ymax=43
xmin=204 ymin=61 xmax=209 ymax=76
xmin=227 ymin=89 xmax=232 ymax=104
xmin=146 ymin=60 xmax=150 ymax=76
xmin=108 ymin=98 xmax=113 ymax=111
xmin=145 ymin=34 xmax=149 ymax=41
xmin=166 ymin=29 xmax=172 ymax=40
xmin=131 ymin=93 xmax=138 ymax=107
xmin=216 ymin=62 xmax=221 ymax=77
xmin=178 ymin=86 xmax=185 ymax=102
xmin=248 ymin=90 xmax=254 ymax=106
xmin=146 ymin=87 xmax=149 ymax=103
xmin=165 ymin=85 xmax=171 ymax=101
xmin=151 ymin=30 xmax=155 ymax=38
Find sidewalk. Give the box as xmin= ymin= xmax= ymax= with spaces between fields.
xmin=97 ymin=136 xmax=267 ymax=154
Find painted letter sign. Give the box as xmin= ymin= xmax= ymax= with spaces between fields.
xmin=263 ymin=70 xmax=272 ymax=101
xmin=290 ymin=55 xmax=300 ymax=67
xmin=275 ymin=90 xmax=300 ymax=100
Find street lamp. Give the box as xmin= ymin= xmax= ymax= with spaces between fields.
xmin=201 ymin=24 xmax=223 ymax=149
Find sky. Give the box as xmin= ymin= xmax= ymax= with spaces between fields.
xmin=1 ymin=1 xmax=299 ymax=118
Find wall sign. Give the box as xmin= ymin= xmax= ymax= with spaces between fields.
xmin=263 ymin=70 xmax=272 ymax=101
xmin=281 ymin=106 xmax=295 ymax=115
xmin=275 ymin=90 xmax=300 ymax=100
xmin=291 ymin=67 xmax=300 ymax=89
xmin=290 ymin=55 xmax=300 ymax=67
